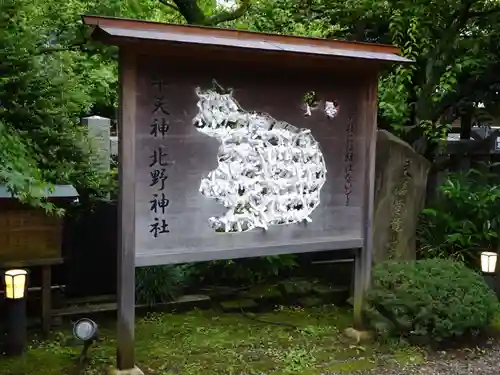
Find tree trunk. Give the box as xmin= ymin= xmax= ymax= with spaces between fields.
xmin=171 ymin=0 xmax=206 ymax=24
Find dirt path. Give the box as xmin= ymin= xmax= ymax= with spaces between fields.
xmin=359 ymin=345 xmax=500 ymax=375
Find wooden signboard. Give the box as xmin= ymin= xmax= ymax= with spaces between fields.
xmin=84 ymin=15 xmax=409 ymax=372
xmin=133 ymin=64 xmax=365 ymax=266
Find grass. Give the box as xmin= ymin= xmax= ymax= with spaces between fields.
xmin=0 ymin=305 xmax=424 ymax=375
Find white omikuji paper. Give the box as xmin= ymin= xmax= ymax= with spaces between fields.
xmin=193 ymin=85 xmax=328 ymax=233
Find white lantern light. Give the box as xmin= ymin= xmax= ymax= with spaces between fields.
xmin=4 ymin=269 xmax=28 ymax=299
xmin=481 ymin=251 xmax=497 ymax=274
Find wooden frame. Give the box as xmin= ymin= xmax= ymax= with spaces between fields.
xmin=84 ymin=15 xmax=408 ymax=371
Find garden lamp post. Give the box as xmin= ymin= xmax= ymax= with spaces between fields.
xmin=481 ymin=251 xmax=497 ymax=295
xmin=3 ymin=269 xmax=28 ymax=356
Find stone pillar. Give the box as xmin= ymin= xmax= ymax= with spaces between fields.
xmin=373 ymin=130 xmax=432 ymax=263
xmin=82 ymin=116 xmax=111 ymax=172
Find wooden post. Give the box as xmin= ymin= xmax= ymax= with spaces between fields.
xmin=352 ymin=248 xmax=364 ymax=329
xmin=41 ymin=265 xmax=51 ymax=338
xmin=353 ymin=77 xmax=378 ymax=329
xmin=116 ymin=48 xmax=138 ymax=372
xmin=361 ymin=78 xmax=378 ymax=294
xmin=458 ymin=111 xmax=472 ymax=171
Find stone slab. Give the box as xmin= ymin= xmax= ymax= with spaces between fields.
xmin=343 ymin=327 xmax=374 ymax=344
xmin=108 ymin=366 xmax=144 ymax=375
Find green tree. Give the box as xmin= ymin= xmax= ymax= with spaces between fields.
xmin=374 ymin=0 xmax=500 ymax=160
xmin=0 ymin=0 xmax=183 ymax=209
xmin=0 ymin=0 xmax=118 ymax=209
xmin=6 ymin=0 xmax=498 ymax=209
xmin=231 ymin=0 xmax=500 ymax=161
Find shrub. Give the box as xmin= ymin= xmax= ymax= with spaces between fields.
xmin=418 ymin=166 xmax=500 ymax=265
xmin=366 ymin=259 xmax=498 ymax=342
xmin=191 ymin=255 xmax=298 ymax=286
xmin=135 ymin=265 xmax=194 ymax=306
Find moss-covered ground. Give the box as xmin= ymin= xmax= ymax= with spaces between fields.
xmin=0 ymin=305 xmax=424 ymax=375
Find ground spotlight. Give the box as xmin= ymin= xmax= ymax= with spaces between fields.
xmin=73 ymin=318 xmax=98 ymax=362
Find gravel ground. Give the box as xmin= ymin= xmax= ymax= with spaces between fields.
xmin=360 ymin=344 xmax=500 ymax=375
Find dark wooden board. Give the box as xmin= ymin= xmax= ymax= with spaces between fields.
xmin=133 ymin=58 xmax=369 ymax=266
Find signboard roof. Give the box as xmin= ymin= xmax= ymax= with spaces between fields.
xmin=82 ymin=15 xmax=410 ymax=65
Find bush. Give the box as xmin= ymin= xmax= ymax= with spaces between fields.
xmin=191 ymin=255 xmax=298 ymax=286
xmin=418 ymin=166 xmax=500 ymax=265
xmin=135 ymin=265 xmax=194 ymax=306
xmin=366 ymin=259 xmax=498 ymax=342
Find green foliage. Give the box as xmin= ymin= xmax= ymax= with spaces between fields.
xmin=135 ymin=265 xmax=194 ymax=305
xmin=234 ymin=0 xmax=500 ymax=160
xmin=366 ymin=259 xmax=499 ymax=342
xmin=0 ymin=0 xmax=184 ymax=209
xmin=0 ymin=306 xmax=424 ymax=375
xmin=192 ymin=255 xmax=299 ymax=285
xmin=0 ymin=121 xmax=57 ymax=212
xmin=232 ymin=0 xmax=346 ymax=37
xmin=349 ymin=0 xmax=500 ymax=158
xmin=0 ymin=0 xmax=116 ymax=207
xmin=418 ymin=164 xmax=500 ymax=264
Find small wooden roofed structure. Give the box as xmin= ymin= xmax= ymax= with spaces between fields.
xmin=0 ymin=184 xmax=78 ymax=199
xmin=83 ymin=15 xmax=409 ymax=373
xmin=0 ymin=184 xmax=78 ymax=337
